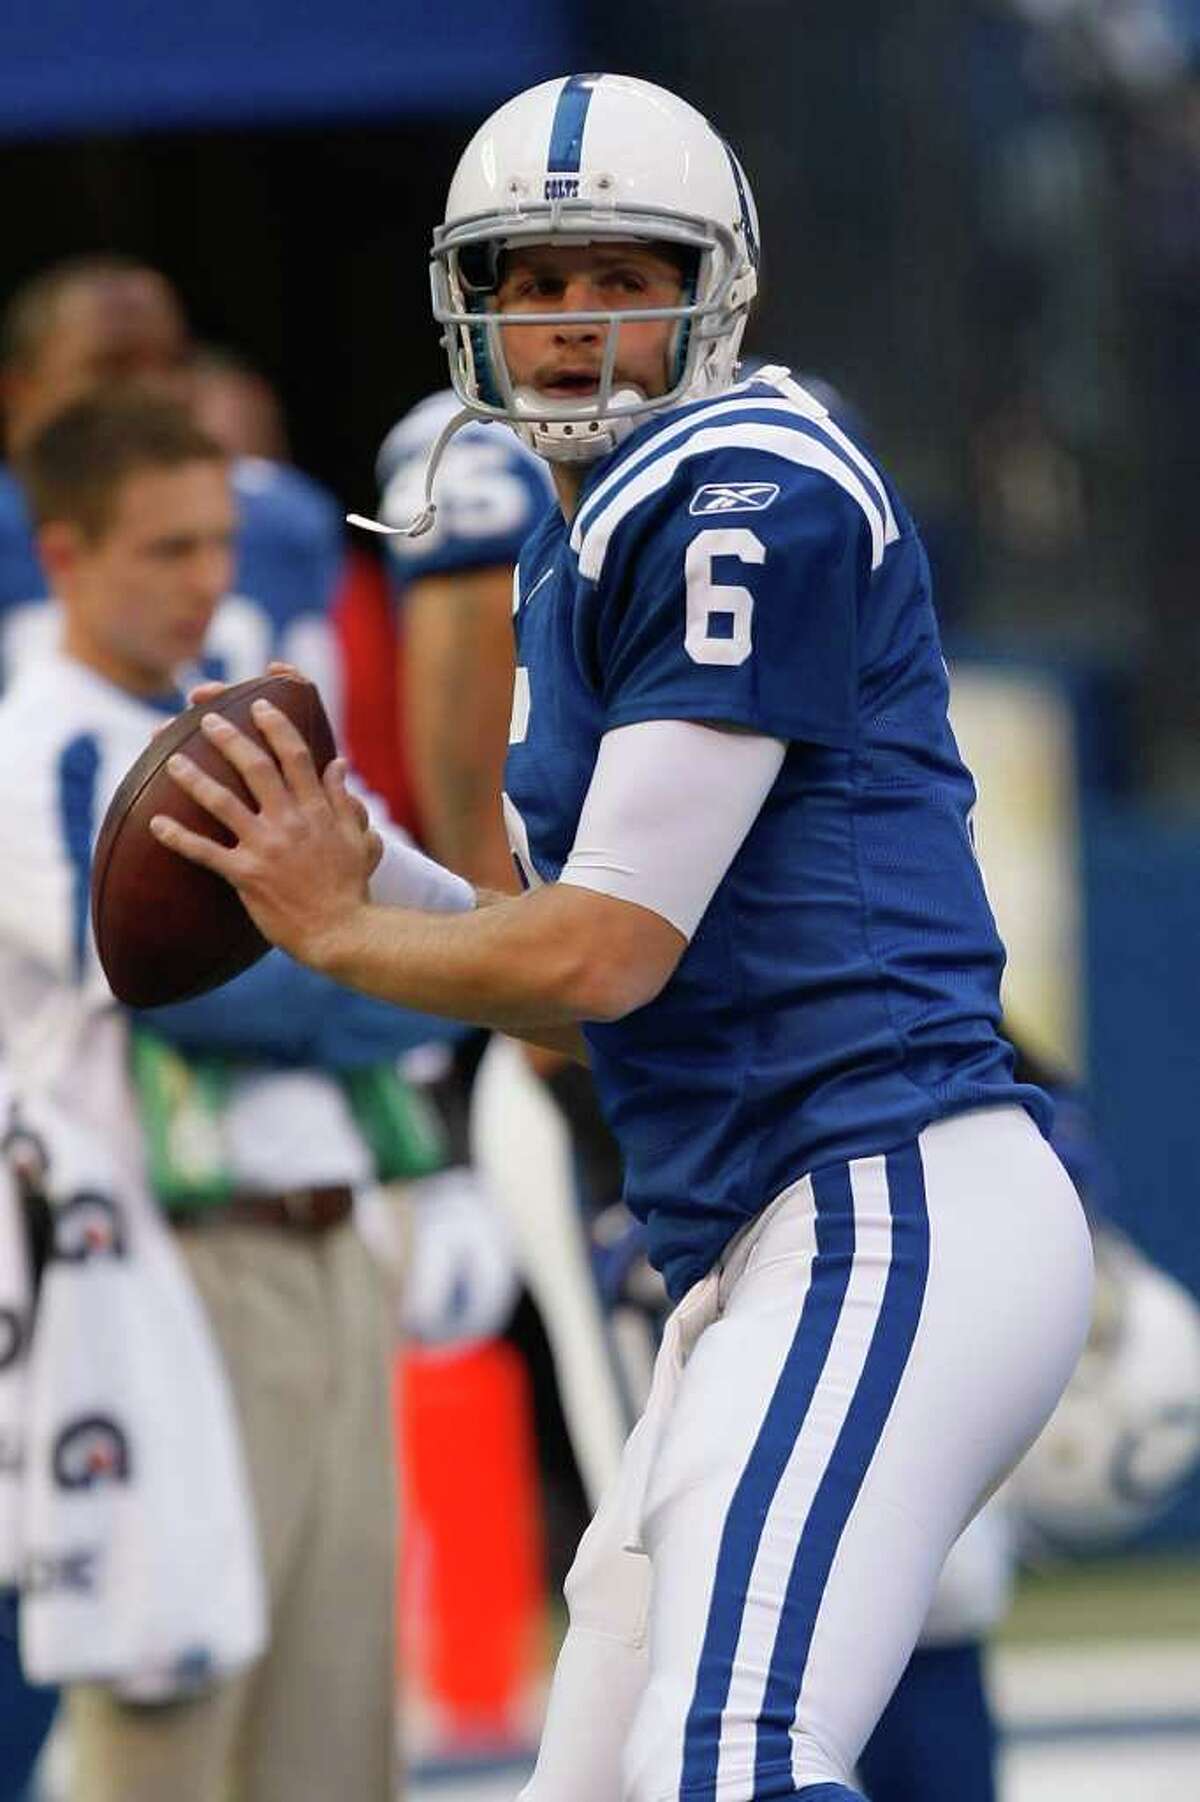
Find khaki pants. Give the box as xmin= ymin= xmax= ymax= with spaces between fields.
xmin=70 ymin=1220 xmax=397 ymax=1802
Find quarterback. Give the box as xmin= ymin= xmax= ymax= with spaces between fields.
xmin=157 ymin=75 xmax=1095 ymax=1802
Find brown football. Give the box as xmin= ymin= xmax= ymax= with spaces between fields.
xmin=91 ymin=672 xmax=337 ymax=1007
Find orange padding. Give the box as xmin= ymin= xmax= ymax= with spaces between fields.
xmin=396 ymin=1339 xmax=547 ymax=1744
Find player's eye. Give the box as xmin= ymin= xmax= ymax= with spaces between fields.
xmin=603 ymin=270 xmax=647 ymax=295
xmin=504 ymin=274 xmax=558 ymax=303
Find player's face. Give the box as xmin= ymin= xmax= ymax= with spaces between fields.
xmin=55 ymin=461 xmax=235 ymax=693
xmin=494 ymin=242 xmax=684 ymax=402
xmin=8 ymin=274 xmax=192 ymax=450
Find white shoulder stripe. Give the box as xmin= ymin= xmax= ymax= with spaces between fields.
xmin=769 ymin=370 xmax=899 ymax=545
xmin=570 ymin=383 xmax=774 ymax=551
xmin=578 ymin=421 xmax=891 ymax=580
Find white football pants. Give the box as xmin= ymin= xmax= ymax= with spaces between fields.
xmin=519 ymin=1105 xmax=1093 ymax=1802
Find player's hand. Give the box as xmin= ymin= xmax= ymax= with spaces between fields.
xmin=186 ymin=660 xmax=303 ymax=711
xmin=148 ymin=698 xmax=383 ymax=970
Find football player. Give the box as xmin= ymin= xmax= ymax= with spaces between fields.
xmin=157 ymin=75 xmax=1095 ymax=1802
xmin=0 ymin=256 xmax=344 ymax=719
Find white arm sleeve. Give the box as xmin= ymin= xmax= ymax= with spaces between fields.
xmin=558 ymin=720 xmax=786 ymax=940
xmin=343 ymin=769 xmax=476 ymax=914
xmin=367 ymin=826 xmax=476 ymax=914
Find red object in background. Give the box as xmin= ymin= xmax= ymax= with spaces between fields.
xmin=396 ymin=1340 xmax=547 ymax=1749
xmin=334 ymin=547 xmax=422 ymax=835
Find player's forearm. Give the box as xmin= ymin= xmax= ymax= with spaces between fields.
xmin=450 ymin=888 xmax=590 ymax=1059
xmin=405 ymin=569 xmax=519 ymax=894
xmin=422 ymin=775 xmax=520 ymax=896
xmin=308 ymin=884 xmax=653 ymax=1031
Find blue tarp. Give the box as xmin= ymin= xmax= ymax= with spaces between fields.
xmin=0 ymin=1 xmax=576 ymax=138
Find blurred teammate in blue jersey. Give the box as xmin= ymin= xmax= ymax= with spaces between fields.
xmin=377 ymin=388 xmax=553 ymax=890
xmin=375 ymin=396 xmax=642 ymax=1518
xmin=157 ymin=75 xmax=1096 ymax=1802
xmin=0 ymin=256 xmax=344 ymax=718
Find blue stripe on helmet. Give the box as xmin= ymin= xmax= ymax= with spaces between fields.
xmin=678 ymin=1161 xmax=856 ymax=1799
xmin=721 ymin=139 xmax=759 ymax=269
xmin=751 ymin=1142 xmax=930 ymax=1795
xmin=547 ymin=73 xmax=601 ymax=173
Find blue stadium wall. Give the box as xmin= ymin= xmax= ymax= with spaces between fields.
xmin=1084 ymin=806 xmax=1200 ymax=1546
xmin=0 ymin=0 xmax=577 ymax=137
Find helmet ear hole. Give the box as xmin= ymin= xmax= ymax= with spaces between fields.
xmin=459 ymin=242 xmax=502 ymax=296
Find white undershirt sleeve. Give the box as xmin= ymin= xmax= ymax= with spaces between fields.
xmin=368 ymin=830 xmax=476 ymax=913
xmin=558 ymin=719 xmax=786 ymax=940
xmin=343 ymin=770 xmax=476 ymax=913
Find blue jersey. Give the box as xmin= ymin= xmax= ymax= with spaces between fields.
xmin=377 ymin=389 xmax=553 ymax=590
xmin=0 ymin=457 xmax=345 ymax=708
xmin=505 ymin=367 xmax=1049 ymax=1299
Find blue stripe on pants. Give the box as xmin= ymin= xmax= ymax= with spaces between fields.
xmin=752 ymin=1142 xmax=930 ymax=1795
xmin=679 ymin=1163 xmax=856 ymax=1800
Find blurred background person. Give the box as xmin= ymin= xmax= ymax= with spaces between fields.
xmin=189 ymin=344 xmax=292 ymax=467
xmin=0 ymin=257 xmax=345 ymax=722
xmin=0 ymin=388 xmax=458 ymax=1801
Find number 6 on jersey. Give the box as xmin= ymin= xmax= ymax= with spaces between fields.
xmin=684 ymin=527 xmax=765 ymax=667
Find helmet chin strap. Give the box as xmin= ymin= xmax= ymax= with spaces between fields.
xmin=511 ymin=385 xmax=645 ymax=465
xmin=347 ymin=339 xmax=744 ymax=541
xmin=347 ymin=404 xmax=479 ymax=540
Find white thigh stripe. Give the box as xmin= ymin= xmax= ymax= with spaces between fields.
xmin=714 ymin=1156 xmax=892 ymax=1797
xmin=676 ymin=1144 xmax=930 ymax=1802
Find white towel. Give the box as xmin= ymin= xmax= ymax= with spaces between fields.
xmin=0 ymin=1121 xmax=32 ymax=1589
xmin=17 ymin=1104 xmax=266 ymax=1699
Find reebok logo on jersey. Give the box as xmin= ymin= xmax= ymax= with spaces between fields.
xmin=688 ymin=482 xmax=780 ymax=517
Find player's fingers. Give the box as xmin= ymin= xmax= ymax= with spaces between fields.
xmin=148 ymin=811 xmax=240 ymax=878
xmin=187 ymin=680 xmax=231 ymax=708
xmin=323 ymin=762 xmax=376 ymax=858
xmin=200 ymin=711 xmax=289 ymax=808
xmin=322 ymin=757 xmax=361 ymax=824
xmin=339 ymin=787 xmax=372 ymax=836
xmin=165 ymin=753 xmax=258 ymax=838
xmin=249 ymin=699 xmax=325 ymax=804
xmin=265 ymin=660 xmax=304 ymax=680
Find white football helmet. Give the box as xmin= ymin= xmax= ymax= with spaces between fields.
xmin=1007 ymin=1229 xmax=1200 ymax=1548
xmin=431 ymin=72 xmax=760 ymax=464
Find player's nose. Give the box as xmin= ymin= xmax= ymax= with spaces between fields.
xmin=554 ymin=276 xmax=605 ymax=333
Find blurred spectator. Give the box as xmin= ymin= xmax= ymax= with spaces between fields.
xmin=0 ymin=256 xmax=345 ymax=727
xmin=190 ymin=344 xmax=292 ymax=465
xmin=0 ymin=389 xmax=454 ymax=1801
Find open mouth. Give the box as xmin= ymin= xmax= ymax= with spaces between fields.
xmin=539 ymin=371 xmax=601 ymax=396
